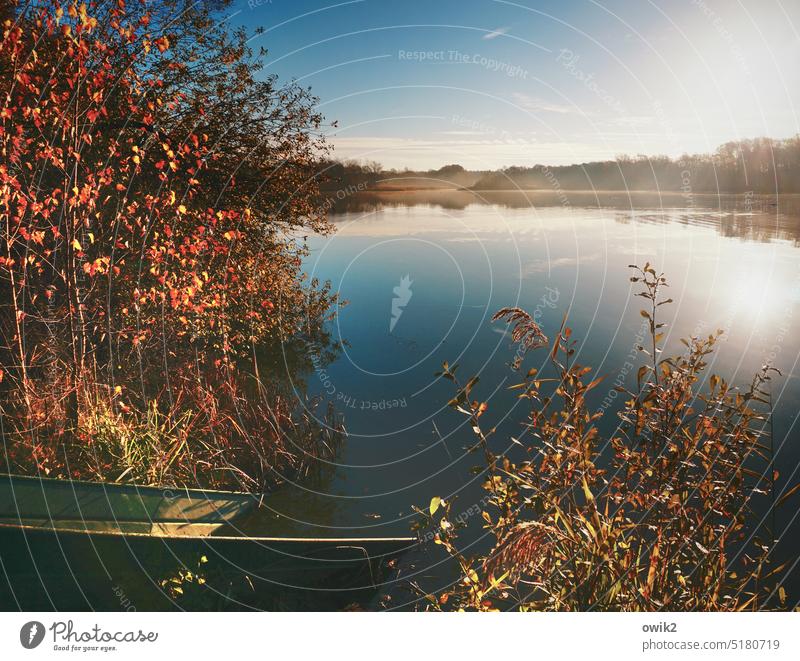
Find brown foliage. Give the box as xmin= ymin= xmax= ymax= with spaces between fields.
xmin=418 ymin=265 xmax=794 ymax=611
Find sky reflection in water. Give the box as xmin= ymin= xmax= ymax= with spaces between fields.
xmin=263 ymin=195 xmax=799 ymax=568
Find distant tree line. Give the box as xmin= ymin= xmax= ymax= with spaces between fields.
xmin=317 ymin=161 xmax=484 ymax=192
xmin=322 ymin=136 xmax=800 ymax=194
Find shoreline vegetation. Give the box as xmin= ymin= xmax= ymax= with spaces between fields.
xmin=417 ymin=266 xmax=798 ymax=612
xmin=0 ymin=0 xmax=342 ymax=491
xmin=319 ymin=135 xmax=800 ymax=195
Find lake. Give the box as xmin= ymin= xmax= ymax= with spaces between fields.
xmin=261 ymin=191 xmax=800 ymax=607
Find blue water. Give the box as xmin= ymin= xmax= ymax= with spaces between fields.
xmin=262 ymin=193 xmax=800 ymax=604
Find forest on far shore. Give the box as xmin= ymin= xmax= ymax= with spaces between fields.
xmin=320 ymin=135 xmax=800 ymax=194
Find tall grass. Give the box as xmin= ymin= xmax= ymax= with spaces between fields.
xmin=1 ymin=362 xmax=342 ymax=492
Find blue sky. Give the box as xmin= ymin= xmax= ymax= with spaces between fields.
xmin=229 ymin=0 xmax=800 ymax=169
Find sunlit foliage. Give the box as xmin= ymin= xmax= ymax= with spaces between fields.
xmin=419 ymin=266 xmax=794 ymax=611
xmin=0 ymin=0 xmax=339 ymax=488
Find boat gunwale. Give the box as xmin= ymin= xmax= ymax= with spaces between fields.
xmin=0 ymin=472 xmax=258 ymax=500
xmin=0 ymin=520 xmax=417 ymax=545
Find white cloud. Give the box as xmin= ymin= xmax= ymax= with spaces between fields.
xmin=511 ymin=92 xmax=580 ymax=115
xmin=328 ymin=135 xmax=617 ymax=170
xmin=606 ymin=115 xmax=657 ymax=127
xmin=439 ymin=130 xmax=484 ymax=136
xmin=482 ymin=27 xmax=510 ymax=40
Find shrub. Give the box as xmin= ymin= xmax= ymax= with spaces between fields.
xmin=418 ymin=265 xmax=794 ymax=611
xmin=0 ymin=0 xmax=340 ymax=488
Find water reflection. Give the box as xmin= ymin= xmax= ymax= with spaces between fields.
xmin=332 ymin=190 xmax=800 ymax=244
xmin=262 ymin=193 xmax=800 ymax=606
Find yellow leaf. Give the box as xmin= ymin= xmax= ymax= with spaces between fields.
xmin=485 ymin=571 xmax=509 ymax=597
xmin=429 ymin=496 xmax=442 ymax=516
xmin=581 ymin=475 xmax=594 ymax=503
xmin=177 ymin=204 xmax=186 ymax=214
xmin=71 ymin=239 xmax=82 ymax=251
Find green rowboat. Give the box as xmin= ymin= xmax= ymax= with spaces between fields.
xmin=0 ymin=474 xmax=415 ymax=610
xmin=0 ymin=472 xmax=257 ymax=535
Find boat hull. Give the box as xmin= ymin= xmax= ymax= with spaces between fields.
xmin=0 ymin=473 xmax=256 ymax=529
xmin=0 ymin=474 xmax=415 ymax=610
xmin=0 ymin=522 xmax=415 ymax=611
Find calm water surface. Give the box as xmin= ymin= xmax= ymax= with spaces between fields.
xmin=260 ymin=192 xmax=800 ymax=604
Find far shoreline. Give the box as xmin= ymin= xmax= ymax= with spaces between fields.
xmin=343 ymin=186 xmax=797 ymax=196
